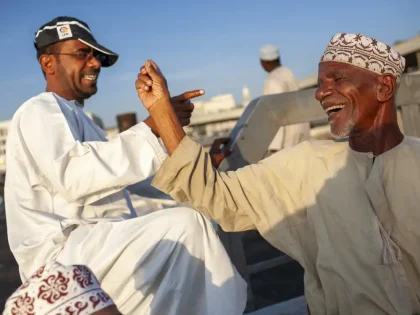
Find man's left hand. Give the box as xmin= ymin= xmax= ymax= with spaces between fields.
xmin=143 ymin=90 xmax=204 ymax=136
xmin=209 ymin=137 xmax=231 ymax=168
xmin=170 ymin=90 xmax=204 ymax=126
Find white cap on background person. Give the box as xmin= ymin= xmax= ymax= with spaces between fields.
xmin=260 ymin=44 xmax=279 ymax=61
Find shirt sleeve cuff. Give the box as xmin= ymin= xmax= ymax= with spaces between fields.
xmin=129 ymin=122 xmax=168 ymax=166
xmin=152 ymin=136 xmax=199 ymax=194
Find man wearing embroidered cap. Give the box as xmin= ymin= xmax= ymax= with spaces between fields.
xmin=138 ymin=33 xmax=420 ymax=314
xmin=259 ymin=44 xmax=310 ymax=153
xmin=5 ymin=16 xmax=247 ymax=315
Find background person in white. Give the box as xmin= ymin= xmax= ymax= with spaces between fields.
xmin=260 ymin=44 xmax=310 ymax=152
xmin=4 ymin=16 xmax=246 ymax=315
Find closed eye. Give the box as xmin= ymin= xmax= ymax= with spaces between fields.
xmin=332 ymin=71 xmax=348 ymax=82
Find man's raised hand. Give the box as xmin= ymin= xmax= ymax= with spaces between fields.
xmin=136 ymin=60 xmax=205 ymax=127
xmin=136 ymin=60 xmax=170 ymax=111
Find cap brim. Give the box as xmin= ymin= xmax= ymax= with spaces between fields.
xmin=78 ymin=38 xmax=118 ymax=67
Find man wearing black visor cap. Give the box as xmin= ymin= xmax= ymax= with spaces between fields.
xmin=4 ymin=16 xmax=246 ymax=315
xmin=34 ymin=17 xmax=118 ymax=68
xmin=32 ymin=17 xmax=120 ymax=104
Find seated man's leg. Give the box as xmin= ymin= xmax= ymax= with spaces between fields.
xmin=56 ymin=207 xmax=247 ymax=315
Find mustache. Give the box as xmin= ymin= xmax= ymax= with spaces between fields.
xmin=321 ymin=97 xmax=347 ymax=106
xmin=82 ymin=69 xmax=101 ymax=76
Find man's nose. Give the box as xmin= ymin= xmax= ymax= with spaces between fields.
xmin=88 ymin=55 xmax=102 ymax=69
xmin=315 ymin=82 xmax=332 ymax=102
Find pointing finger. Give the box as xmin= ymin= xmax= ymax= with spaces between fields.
xmin=171 ymin=89 xmax=205 ymax=102
xmin=183 ymin=89 xmax=205 ymax=101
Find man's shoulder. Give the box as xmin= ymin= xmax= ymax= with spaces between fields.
xmin=20 ymin=92 xmax=58 ymax=110
xmin=309 ymin=138 xmax=348 ymax=150
xmin=401 ymin=136 xmax=420 ymax=153
xmin=272 ymin=66 xmax=296 ymax=78
xmin=404 ymin=136 xmax=420 ymax=144
xmin=13 ymin=93 xmax=59 ymax=121
xmin=294 ymin=139 xmax=348 ymax=158
xmin=267 ymin=66 xmax=298 ymax=88
xmin=260 ymin=139 xmax=347 ymax=167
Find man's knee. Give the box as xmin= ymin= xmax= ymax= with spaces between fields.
xmin=164 ymin=207 xmax=211 ymax=240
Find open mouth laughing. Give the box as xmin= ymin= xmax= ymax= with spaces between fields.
xmin=83 ymin=74 xmax=98 ymax=81
xmin=322 ymin=102 xmax=346 ymax=120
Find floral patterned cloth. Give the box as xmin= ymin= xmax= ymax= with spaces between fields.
xmin=3 ymin=261 xmax=115 ymax=315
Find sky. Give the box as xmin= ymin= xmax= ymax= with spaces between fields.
xmin=1 ymin=0 xmax=419 ymax=128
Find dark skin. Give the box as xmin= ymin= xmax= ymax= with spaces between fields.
xmin=40 ymin=40 xmax=101 ymax=104
xmin=39 ymin=39 xmax=199 ymax=134
xmin=316 ymin=61 xmax=403 ymax=156
xmin=209 ymin=137 xmax=231 ymax=168
xmin=260 ymin=58 xmax=281 ymax=73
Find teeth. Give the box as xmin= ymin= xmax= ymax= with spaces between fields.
xmin=84 ymin=75 xmax=97 ymax=81
xmin=325 ymin=104 xmax=345 ymax=113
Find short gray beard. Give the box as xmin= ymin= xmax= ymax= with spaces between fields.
xmin=330 ymin=120 xmax=355 ymax=140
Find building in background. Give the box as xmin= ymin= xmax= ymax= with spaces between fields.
xmin=105 ymin=112 xmax=138 ymax=140
xmin=192 ymin=94 xmax=237 ymax=115
xmin=105 ymin=127 xmax=119 ymax=140
xmin=184 ymin=93 xmax=246 ymax=146
xmin=101 ymin=94 xmax=248 ymax=147
xmin=242 ymin=85 xmax=251 ymax=107
xmin=0 ymin=120 xmax=10 ymax=211
xmin=116 ymin=112 xmax=137 ymax=132
xmin=85 ymin=112 xmax=105 ymax=130
xmin=395 ymin=34 xmax=420 ymax=74
xmin=0 ymin=120 xmax=10 ymax=175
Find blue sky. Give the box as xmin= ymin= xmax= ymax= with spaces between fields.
xmin=1 ymin=0 xmax=419 ymax=127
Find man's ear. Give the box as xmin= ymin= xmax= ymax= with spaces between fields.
xmin=39 ymin=55 xmax=55 ymax=76
xmin=376 ymin=74 xmax=396 ymax=103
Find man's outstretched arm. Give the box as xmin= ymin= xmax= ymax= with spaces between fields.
xmin=135 ymin=60 xmax=288 ymax=232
